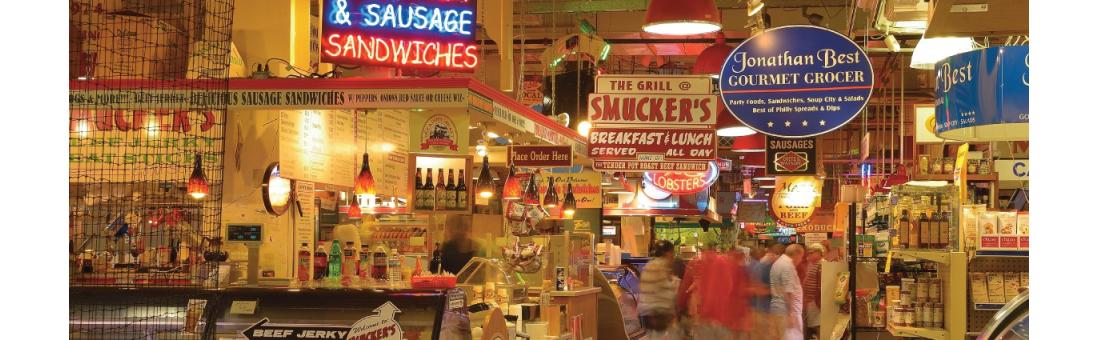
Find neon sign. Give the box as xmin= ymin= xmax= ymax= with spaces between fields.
xmin=322 ymin=0 xmax=479 ymax=72
xmin=643 ymin=161 xmax=719 ymax=195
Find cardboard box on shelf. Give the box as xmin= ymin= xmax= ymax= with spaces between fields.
xmin=1017 ymin=212 xmax=1029 ymax=235
xmin=970 ymin=272 xmax=989 ymax=304
xmin=71 ymin=13 xmax=188 ymax=79
xmin=999 ymin=235 xmax=1019 ymax=250
xmin=1004 ymin=272 xmax=1021 ymax=301
xmin=1018 ymin=236 xmax=1028 ymax=250
xmin=997 ymin=211 xmax=1018 ymax=235
xmin=186 ymin=40 xmax=247 ymax=79
xmin=980 ymin=235 xmax=1000 ymax=250
xmin=986 ymin=272 xmax=1006 ymax=304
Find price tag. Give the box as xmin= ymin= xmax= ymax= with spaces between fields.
xmin=230 ymin=300 xmax=257 ymax=315
xmin=884 ymin=251 xmax=893 ymax=273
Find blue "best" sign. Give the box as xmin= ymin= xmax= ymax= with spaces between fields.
xmin=719 ymin=25 xmax=874 ymax=138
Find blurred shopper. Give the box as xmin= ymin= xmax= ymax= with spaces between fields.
xmin=726 ymin=249 xmax=753 ymax=340
xmin=677 ymin=244 xmax=740 ymax=339
xmin=638 ymin=240 xmax=681 ymax=339
xmin=771 ymin=244 xmax=806 ymax=340
xmin=803 ymin=243 xmax=826 ymax=340
xmin=750 ymin=243 xmax=784 ymax=339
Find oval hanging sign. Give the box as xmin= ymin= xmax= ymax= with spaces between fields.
xmin=719 ymin=25 xmax=874 ymax=138
xmin=770 ymin=175 xmax=821 ymax=226
xmin=643 ymin=161 xmax=719 ymax=195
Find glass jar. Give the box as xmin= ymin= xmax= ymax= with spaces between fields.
xmin=967 ymin=160 xmax=978 ymax=174
xmin=943 ymin=158 xmax=955 ymax=174
xmin=921 ymin=303 xmax=933 ymax=328
xmin=929 ymin=279 xmax=942 ymax=303
xmin=979 ymin=159 xmax=991 ymax=174
xmin=933 ymin=303 xmax=944 ymax=328
xmin=900 ymin=291 xmax=913 ymax=306
xmin=931 ymin=158 xmax=944 ymax=174
xmin=902 ymin=307 xmax=915 ymax=327
xmin=919 ymin=156 xmax=930 ymax=174
xmin=916 ymin=278 xmax=929 ymax=302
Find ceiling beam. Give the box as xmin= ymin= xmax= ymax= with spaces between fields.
xmin=520 ymin=0 xmax=851 ymax=14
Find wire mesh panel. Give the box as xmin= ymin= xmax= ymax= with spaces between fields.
xmin=70 ymin=0 xmax=235 ymax=338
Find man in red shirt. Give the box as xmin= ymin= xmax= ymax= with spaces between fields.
xmin=802 ymin=243 xmax=826 ymax=340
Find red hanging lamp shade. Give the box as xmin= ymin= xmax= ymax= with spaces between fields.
xmin=543 ymin=176 xmax=559 ymax=208
xmin=522 ymin=175 xmax=540 ymax=205
xmin=348 ymin=194 xmax=362 ymax=219
xmin=732 ymin=133 xmax=766 ymax=152
xmin=354 ymin=153 xmax=376 ymax=197
xmin=502 ymin=164 xmax=523 ymax=200
xmin=642 ymin=0 xmax=722 ymax=36
xmin=716 ymin=107 xmax=758 ymax=137
xmin=737 ymin=153 xmax=765 ymax=169
xmin=693 ymin=32 xmax=734 ymax=77
xmin=187 ymin=152 xmax=209 ymax=200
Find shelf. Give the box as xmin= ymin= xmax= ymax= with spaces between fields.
xmin=892 ymin=249 xmax=954 ymax=264
xmin=974 ymin=249 xmax=1028 ymax=258
xmin=888 ymin=325 xmax=948 ymax=340
xmin=974 ymin=303 xmax=1006 ymax=311
xmin=912 ymin=173 xmax=998 ymax=181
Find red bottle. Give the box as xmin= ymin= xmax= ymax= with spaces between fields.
xmin=297 ymin=243 xmax=311 ymax=282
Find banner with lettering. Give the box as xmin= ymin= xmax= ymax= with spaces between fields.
xmin=69 ymin=110 xmax=224 ymax=182
xmin=719 ymin=25 xmax=873 ymax=138
xmin=588 ymin=75 xmax=718 ymax=172
xmin=935 ymin=46 xmax=1029 ymax=140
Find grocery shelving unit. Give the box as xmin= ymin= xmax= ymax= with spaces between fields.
xmin=890 ymin=250 xmax=968 ymax=340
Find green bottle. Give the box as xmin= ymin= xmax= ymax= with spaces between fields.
xmin=328 ymin=240 xmax=342 ymax=279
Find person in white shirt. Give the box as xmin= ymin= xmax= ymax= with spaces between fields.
xmin=770 ymin=243 xmax=806 ymax=340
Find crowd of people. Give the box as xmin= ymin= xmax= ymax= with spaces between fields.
xmin=637 ymin=239 xmax=836 ymax=340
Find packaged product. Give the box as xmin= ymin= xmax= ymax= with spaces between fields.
xmin=962 ymin=206 xmax=982 ymax=249
xmin=1004 ymin=272 xmax=1021 ymax=301
xmin=997 ymin=211 xmax=1018 ymax=234
xmin=999 ymin=235 xmax=1019 ymax=249
xmin=886 ymin=285 xmax=900 ymax=306
xmin=970 ymin=272 xmax=989 ymax=304
xmin=1017 ymin=212 xmax=1029 ymax=235
xmin=987 ymin=272 xmax=1006 ymax=303
xmin=835 ymin=272 xmax=850 ymax=305
xmin=978 ymin=212 xmax=998 ymax=236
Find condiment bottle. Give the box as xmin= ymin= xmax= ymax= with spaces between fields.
xmin=899 ymin=210 xmax=911 ymax=249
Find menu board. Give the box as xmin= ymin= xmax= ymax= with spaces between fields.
xmin=279 ymin=110 xmax=356 ymax=187
xmin=363 ymin=109 xmax=411 ymax=199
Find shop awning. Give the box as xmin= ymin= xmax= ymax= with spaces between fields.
xmin=69 ymin=78 xmax=587 ymax=154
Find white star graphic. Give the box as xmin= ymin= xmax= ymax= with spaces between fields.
xmin=784 ymin=121 xmax=791 ymax=127
xmin=802 ymin=120 xmax=808 ymax=127
xmin=768 ymin=121 xmax=774 ymax=127
xmin=819 ymin=120 xmax=826 ymax=126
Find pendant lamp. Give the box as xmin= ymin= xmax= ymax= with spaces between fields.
xmin=354 ymin=152 xmax=376 ymax=198
xmin=187 ymin=152 xmax=209 ymax=200
xmin=522 ymin=175 xmax=540 ymax=205
xmin=731 ymin=133 xmax=766 ymax=152
xmin=348 ymin=194 xmax=362 ymax=219
xmin=543 ymin=176 xmax=559 ymax=208
xmin=716 ymin=108 xmax=758 ymax=137
xmin=562 ymin=181 xmax=577 ymax=218
xmin=476 ymin=155 xmax=495 ymax=199
xmin=642 ymin=0 xmax=722 ymax=36
xmin=693 ymin=32 xmax=734 ymax=78
xmin=910 ymin=36 xmax=975 ymax=70
xmin=502 ymin=164 xmax=523 ymax=200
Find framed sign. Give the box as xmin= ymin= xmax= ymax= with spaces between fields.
xmin=719 ymin=25 xmax=873 ymax=138
xmin=509 ymin=145 xmax=573 ymax=168
xmin=765 ymin=137 xmax=818 ymax=176
xmin=321 ymin=0 xmax=479 ymax=72
xmin=770 ymin=176 xmax=821 ymax=226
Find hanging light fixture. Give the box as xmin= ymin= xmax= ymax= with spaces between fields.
xmin=746 ymin=0 xmax=765 ymax=16
xmin=693 ymin=32 xmax=734 ymax=78
xmin=187 ymin=152 xmax=209 ymax=200
xmin=716 ymin=108 xmax=758 ymax=137
xmin=476 ymin=154 xmax=495 ymax=199
xmin=347 ymin=193 xmax=362 ymax=219
xmin=642 ymin=0 xmax=722 ymax=36
xmin=522 ymin=174 xmax=541 ymax=205
xmin=543 ymin=176 xmax=560 ymax=208
xmin=577 ymin=121 xmax=592 ymax=138
xmin=731 ymin=133 xmax=766 ymax=152
xmin=910 ymin=36 xmax=975 ymax=70
xmin=502 ymin=164 xmax=523 ymax=200
xmin=562 ymin=181 xmax=577 ymax=218
xmin=354 ymin=152 xmax=376 ymax=198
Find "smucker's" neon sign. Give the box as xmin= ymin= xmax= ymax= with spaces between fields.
xmin=322 ymin=0 xmax=479 ymax=72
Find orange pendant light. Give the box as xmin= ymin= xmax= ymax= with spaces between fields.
xmin=642 ymin=0 xmax=722 ymax=36
xmin=502 ymin=164 xmax=523 ymax=200
xmin=354 ymin=152 xmax=376 ymax=197
xmin=348 ymin=194 xmax=362 ymax=219
xmin=522 ymin=175 xmax=540 ymax=205
xmin=187 ymin=152 xmax=209 ymax=200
